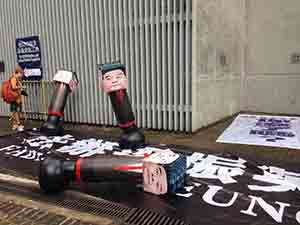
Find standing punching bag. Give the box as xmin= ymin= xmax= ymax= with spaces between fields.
xmin=100 ymin=63 xmax=145 ymax=149
xmin=41 ymin=70 xmax=78 ymax=136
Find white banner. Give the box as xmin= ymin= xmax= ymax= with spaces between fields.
xmin=217 ymin=114 xmax=300 ymax=149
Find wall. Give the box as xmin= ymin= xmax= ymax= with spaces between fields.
xmin=0 ymin=0 xmax=192 ymax=132
xmin=192 ymin=0 xmax=246 ymax=131
xmin=243 ymin=0 xmax=300 ymax=114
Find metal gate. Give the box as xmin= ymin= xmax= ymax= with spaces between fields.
xmin=0 ymin=0 xmax=192 ymax=132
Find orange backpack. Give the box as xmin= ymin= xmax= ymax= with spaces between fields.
xmin=1 ymin=79 xmax=18 ymax=103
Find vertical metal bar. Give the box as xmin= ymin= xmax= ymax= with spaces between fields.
xmin=75 ymin=0 xmax=85 ymax=122
xmin=173 ymin=0 xmax=179 ymax=131
xmin=107 ymin=0 xmax=114 ymax=125
xmin=134 ymin=0 xmax=141 ymax=127
xmin=123 ymin=0 xmax=134 ymax=126
xmin=118 ymin=0 xmax=125 ymax=63
xmin=139 ymin=0 xmax=146 ymax=127
xmin=167 ymin=0 xmax=173 ymax=130
xmin=45 ymin=1 xmax=54 ymax=81
xmin=161 ymin=0 xmax=167 ymax=130
xmin=72 ymin=0 xmax=80 ymax=122
xmin=49 ymin=1 xmax=57 ymax=85
xmin=85 ymin=0 xmax=95 ymax=124
xmin=84 ymin=0 xmax=91 ymax=123
xmin=179 ymin=0 xmax=184 ymax=131
xmin=6 ymin=0 xmax=13 ymax=78
xmin=35 ymin=2 xmax=44 ymax=120
xmin=72 ymin=0 xmax=81 ymax=123
xmin=150 ymin=0 xmax=157 ymax=129
xmin=112 ymin=0 xmax=119 ymax=125
xmin=123 ymin=0 xmax=129 ymax=77
xmin=108 ymin=0 xmax=115 ymax=61
xmin=53 ymin=0 xmax=60 ymax=74
xmin=103 ymin=0 xmax=110 ymax=125
xmin=185 ymin=0 xmax=192 ymax=132
xmin=91 ymin=0 xmax=100 ymax=124
xmin=62 ymin=0 xmax=71 ymax=122
xmin=36 ymin=0 xmax=45 ymax=120
xmin=128 ymin=0 xmax=136 ymax=124
xmin=113 ymin=0 xmax=119 ymax=61
xmin=82 ymin=0 xmax=92 ymax=123
xmin=98 ymin=0 xmax=106 ymax=124
xmin=57 ymin=0 xmax=70 ymax=122
xmin=64 ymin=0 xmax=73 ymax=122
xmin=155 ymin=0 xmax=162 ymax=129
xmin=145 ymin=0 xmax=151 ymax=128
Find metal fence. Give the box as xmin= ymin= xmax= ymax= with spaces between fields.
xmin=0 ymin=0 xmax=192 ymax=132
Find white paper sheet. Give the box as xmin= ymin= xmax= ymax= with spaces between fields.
xmin=217 ymin=114 xmax=300 ymax=150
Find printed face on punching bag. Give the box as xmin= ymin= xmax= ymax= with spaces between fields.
xmin=101 ymin=69 xmax=128 ymax=93
xmin=143 ymin=150 xmax=179 ymax=195
xmin=143 ymin=162 xmax=168 ymax=195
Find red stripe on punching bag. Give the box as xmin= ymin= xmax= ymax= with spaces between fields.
xmin=119 ymin=120 xmax=136 ymax=128
xmin=48 ymin=111 xmax=64 ymax=117
xmin=113 ymin=165 xmax=143 ymax=171
xmin=75 ymin=159 xmax=82 ymax=185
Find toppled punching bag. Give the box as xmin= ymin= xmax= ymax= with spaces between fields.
xmin=41 ymin=70 xmax=78 ymax=136
xmin=99 ymin=63 xmax=145 ymax=149
xmin=39 ymin=149 xmax=187 ymax=195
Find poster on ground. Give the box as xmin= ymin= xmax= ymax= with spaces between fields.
xmin=217 ymin=114 xmax=300 ymax=149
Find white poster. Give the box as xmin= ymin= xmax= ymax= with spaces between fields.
xmin=217 ymin=114 xmax=300 ymax=149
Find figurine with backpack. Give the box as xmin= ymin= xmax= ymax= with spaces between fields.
xmin=1 ymin=65 xmax=27 ymax=131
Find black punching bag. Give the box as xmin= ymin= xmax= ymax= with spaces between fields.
xmin=41 ymin=70 xmax=78 ymax=136
xmin=39 ymin=156 xmax=143 ymax=194
xmin=100 ymin=63 xmax=145 ymax=150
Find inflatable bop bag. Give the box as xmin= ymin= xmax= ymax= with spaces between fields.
xmin=41 ymin=70 xmax=78 ymax=136
xmin=39 ymin=150 xmax=186 ymax=195
xmin=99 ymin=63 xmax=145 ymax=149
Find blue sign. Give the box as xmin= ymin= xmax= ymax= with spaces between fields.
xmin=16 ymin=36 xmax=42 ymax=80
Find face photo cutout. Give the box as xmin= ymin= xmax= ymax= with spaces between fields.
xmin=101 ymin=69 xmax=128 ymax=93
xmin=143 ymin=150 xmax=179 ymax=195
xmin=143 ymin=161 xmax=168 ymax=195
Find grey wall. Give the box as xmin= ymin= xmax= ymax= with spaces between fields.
xmin=0 ymin=0 xmax=192 ymax=132
xmin=192 ymin=0 xmax=246 ymax=131
xmin=243 ymin=0 xmax=300 ymax=114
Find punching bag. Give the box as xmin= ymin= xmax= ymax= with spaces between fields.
xmin=41 ymin=70 xmax=78 ymax=136
xmin=39 ymin=150 xmax=187 ymax=195
xmin=99 ymin=63 xmax=145 ymax=149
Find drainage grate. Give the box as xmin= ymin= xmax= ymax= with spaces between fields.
xmin=123 ymin=208 xmax=187 ymax=225
xmin=0 ymin=200 xmax=97 ymax=225
xmin=0 ymin=180 xmax=132 ymax=221
xmin=0 ymin=180 xmax=188 ymax=225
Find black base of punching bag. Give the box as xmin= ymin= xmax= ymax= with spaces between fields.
xmin=119 ymin=127 xmax=145 ymax=150
xmin=40 ymin=116 xmax=64 ymax=136
xmin=39 ymin=158 xmax=75 ymax=194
